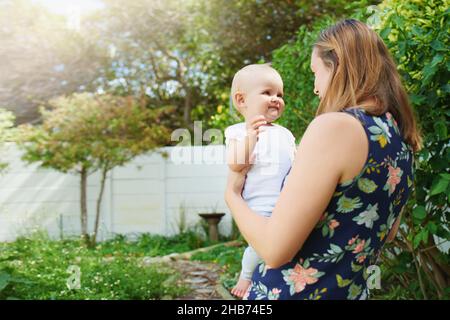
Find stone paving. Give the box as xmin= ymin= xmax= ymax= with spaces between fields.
xmin=142 ymin=241 xmax=241 ymax=300
xmin=171 ymin=259 xmax=232 ymax=300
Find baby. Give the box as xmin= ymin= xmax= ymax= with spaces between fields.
xmin=225 ymin=64 xmax=296 ymax=298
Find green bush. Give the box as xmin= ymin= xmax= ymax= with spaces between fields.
xmin=97 ymin=231 xmax=211 ymax=258
xmin=367 ymin=0 xmax=449 ymax=300
xmin=271 ymin=0 xmax=449 ymax=299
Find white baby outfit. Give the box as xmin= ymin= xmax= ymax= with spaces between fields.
xmin=225 ymin=122 xmax=296 ymax=280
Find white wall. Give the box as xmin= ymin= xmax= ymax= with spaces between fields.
xmin=0 ymin=144 xmax=231 ymax=242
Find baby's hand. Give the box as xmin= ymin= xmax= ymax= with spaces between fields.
xmin=246 ymin=115 xmax=267 ymax=140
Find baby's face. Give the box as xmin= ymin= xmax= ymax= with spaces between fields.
xmin=242 ymin=70 xmax=285 ymax=123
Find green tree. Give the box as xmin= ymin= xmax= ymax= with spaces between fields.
xmin=0 ymin=0 xmax=108 ymax=124
xmin=16 ymin=93 xmax=169 ymax=247
xmin=87 ymin=0 xmax=377 ymax=135
xmin=207 ymin=0 xmax=378 ymax=133
xmin=87 ymin=0 xmax=219 ymax=132
xmin=203 ymin=0 xmax=377 ymax=76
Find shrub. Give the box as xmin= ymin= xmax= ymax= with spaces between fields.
xmin=367 ymin=0 xmax=449 ymax=299
xmin=271 ymin=0 xmax=449 ymax=299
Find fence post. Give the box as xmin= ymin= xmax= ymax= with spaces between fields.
xmin=162 ymin=149 xmax=168 ymax=236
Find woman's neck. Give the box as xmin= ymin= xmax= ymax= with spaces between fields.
xmin=349 ymin=98 xmax=383 ymax=114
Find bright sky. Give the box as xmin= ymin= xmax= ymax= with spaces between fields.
xmin=31 ymin=0 xmax=104 ymax=16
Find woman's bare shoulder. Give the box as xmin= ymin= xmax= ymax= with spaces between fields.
xmin=303 ymin=112 xmax=365 ymax=143
xmin=308 ymin=111 xmax=363 ymax=130
xmin=301 ymin=112 xmax=368 ymax=182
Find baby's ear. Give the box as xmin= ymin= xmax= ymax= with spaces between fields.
xmin=234 ymin=91 xmax=246 ymax=111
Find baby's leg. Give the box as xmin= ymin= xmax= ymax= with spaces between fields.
xmin=231 ymin=246 xmax=262 ymax=298
xmin=241 ymin=245 xmax=262 ymax=280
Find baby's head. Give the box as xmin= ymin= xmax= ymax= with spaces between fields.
xmin=231 ymin=63 xmax=285 ymax=123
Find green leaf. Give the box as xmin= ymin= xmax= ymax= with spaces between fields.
xmin=0 ymin=272 xmax=11 ymax=291
xmin=330 ymin=243 xmax=343 ymax=253
xmin=413 ymin=229 xmax=430 ymax=249
xmin=422 ymin=54 xmax=444 ymax=83
xmin=443 ymin=83 xmax=450 ymax=94
xmin=411 ymin=26 xmax=423 ymax=37
xmin=322 ymin=226 xmax=328 ymax=237
xmin=413 ymin=233 xmax=422 ymax=249
xmin=380 ymin=27 xmax=391 ymax=39
xmin=393 ymin=15 xmax=404 ymax=28
xmin=422 ymin=229 xmax=429 ymax=245
xmin=434 ymin=121 xmax=448 ymax=140
xmin=430 ymin=54 xmax=444 ymax=67
xmin=336 ymin=274 xmax=352 ymax=288
xmin=351 ymin=262 xmax=363 ymax=273
xmin=409 ymin=94 xmax=426 ymax=106
xmin=358 ymin=178 xmax=378 ymax=193
xmin=430 ymin=39 xmax=446 ymax=52
xmin=412 ymin=206 xmax=427 ymax=221
xmin=430 ymin=176 xmax=450 ymax=196
xmin=426 ymin=222 xmax=438 ymax=234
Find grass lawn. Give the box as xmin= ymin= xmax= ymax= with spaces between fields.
xmin=0 ymin=231 xmax=219 ymax=300
xmin=1 ymin=231 xmax=425 ymax=300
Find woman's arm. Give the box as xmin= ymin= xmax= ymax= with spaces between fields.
xmin=225 ymin=112 xmax=368 ymax=268
xmin=226 ymin=138 xmax=256 ymax=172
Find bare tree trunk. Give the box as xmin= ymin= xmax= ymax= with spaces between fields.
xmin=90 ymin=165 xmax=109 ymax=247
xmin=183 ymin=87 xmax=193 ymax=130
xmin=80 ymin=166 xmax=89 ymax=245
xmin=419 ymin=236 xmax=449 ymax=298
xmin=399 ymin=228 xmax=428 ymax=299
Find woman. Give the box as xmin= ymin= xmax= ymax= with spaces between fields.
xmin=225 ymin=19 xmax=421 ymax=300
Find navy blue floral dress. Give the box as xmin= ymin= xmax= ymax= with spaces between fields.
xmin=245 ymin=108 xmax=414 ymax=300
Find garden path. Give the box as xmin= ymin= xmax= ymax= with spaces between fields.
xmin=142 ymin=241 xmax=241 ymax=300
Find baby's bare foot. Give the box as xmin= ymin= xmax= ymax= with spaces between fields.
xmin=231 ymin=277 xmax=251 ymax=299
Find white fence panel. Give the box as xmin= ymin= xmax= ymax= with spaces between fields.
xmin=0 ymin=144 xmax=231 ymax=241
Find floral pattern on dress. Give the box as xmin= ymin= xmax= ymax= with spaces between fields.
xmin=282 ymin=259 xmax=325 ymax=295
xmin=245 ymin=108 xmax=414 ymax=300
xmin=316 ymin=212 xmax=340 ymax=238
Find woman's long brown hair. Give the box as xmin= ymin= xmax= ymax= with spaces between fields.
xmin=314 ymin=19 xmax=422 ymax=152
